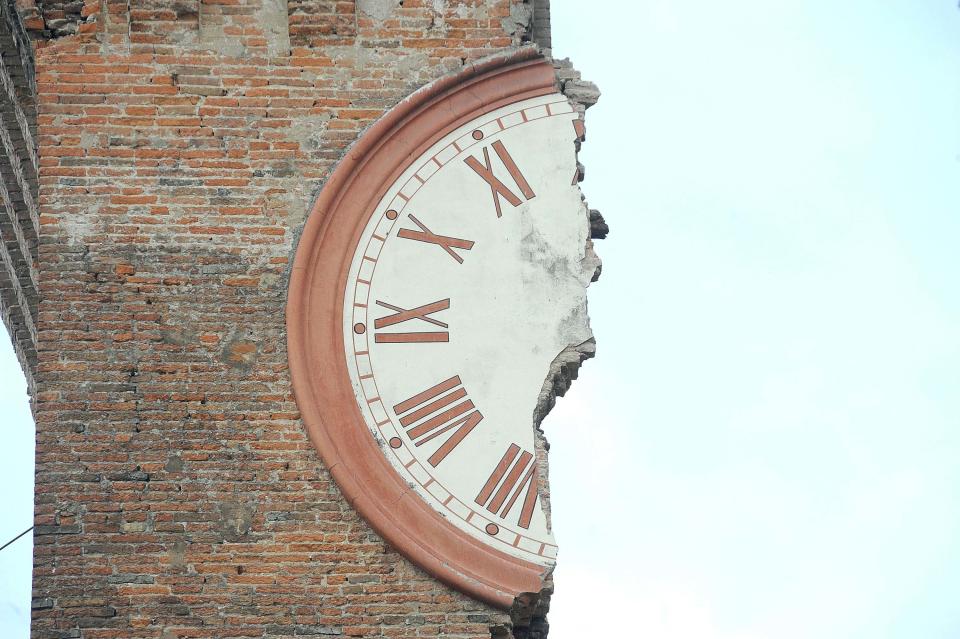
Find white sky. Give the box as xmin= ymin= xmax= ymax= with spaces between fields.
xmin=0 ymin=333 xmax=34 ymax=634
xmin=547 ymin=1 xmax=960 ymax=638
xmin=2 ymin=1 xmax=959 ymax=637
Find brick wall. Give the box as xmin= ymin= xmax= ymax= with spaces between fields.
xmin=10 ymin=1 xmax=586 ymax=637
xmin=0 ymin=0 xmax=40 ymax=389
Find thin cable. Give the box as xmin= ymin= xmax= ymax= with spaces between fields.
xmin=0 ymin=526 xmax=32 ymax=553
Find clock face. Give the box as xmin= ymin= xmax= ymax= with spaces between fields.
xmin=288 ymin=51 xmax=597 ymax=606
xmin=341 ymin=93 xmax=592 ymax=565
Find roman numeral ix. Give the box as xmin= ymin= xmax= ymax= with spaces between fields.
xmin=475 ymin=443 xmax=539 ymax=530
xmin=464 ymin=140 xmax=536 ymax=218
xmin=374 ymin=298 xmax=449 ymax=343
xmin=393 ymin=375 xmax=484 ymax=467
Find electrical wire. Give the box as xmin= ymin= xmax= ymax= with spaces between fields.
xmin=0 ymin=526 xmax=32 ymax=553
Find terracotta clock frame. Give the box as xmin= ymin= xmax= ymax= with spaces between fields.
xmin=287 ymin=48 xmax=560 ymax=608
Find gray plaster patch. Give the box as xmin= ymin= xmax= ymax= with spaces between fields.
xmin=168 ymin=540 xmax=188 ymax=568
xmin=397 ymin=52 xmax=430 ymax=79
xmin=502 ymin=2 xmax=533 ymax=38
xmin=79 ymin=131 xmax=98 ymax=149
xmin=164 ymin=454 xmax=184 ymax=473
xmin=357 ymin=0 xmax=400 ymax=24
xmin=220 ymin=336 xmax=259 ymax=371
xmin=216 ymin=502 xmax=256 ymax=542
xmin=259 ymin=0 xmax=291 ymax=56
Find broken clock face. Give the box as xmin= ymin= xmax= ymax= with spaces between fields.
xmin=342 ymin=91 xmax=592 ymax=566
xmin=288 ymin=52 xmax=597 ymax=608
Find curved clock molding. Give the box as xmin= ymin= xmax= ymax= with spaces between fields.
xmin=287 ymin=48 xmax=596 ymax=608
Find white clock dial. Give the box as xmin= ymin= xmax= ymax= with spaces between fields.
xmin=342 ymin=93 xmax=592 ymax=564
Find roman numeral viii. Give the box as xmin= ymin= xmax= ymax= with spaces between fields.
xmin=393 ymin=375 xmax=484 ymax=467
xmin=474 ymin=443 xmax=539 ymax=530
xmin=374 ymin=298 xmax=449 ymax=343
xmin=464 ymin=140 xmax=535 ymax=218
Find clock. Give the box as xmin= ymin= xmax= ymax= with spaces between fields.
xmin=287 ymin=49 xmax=595 ymax=608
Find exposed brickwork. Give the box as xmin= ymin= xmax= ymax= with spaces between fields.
xmin=3 ymin=1 xmax=598 ymax=637
xmin=15 ymin=0 xmax=94 ymax=39
xmin=288 ymin=0 xmax=355 ymax=47
xmin=0 ymin=0 xmax=40 ymax=388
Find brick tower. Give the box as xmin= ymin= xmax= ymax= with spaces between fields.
xmin=1 ymin=1 xmax=604 ymax=637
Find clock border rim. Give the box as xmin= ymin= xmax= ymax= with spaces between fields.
xmin=287 ymin=47 xmax=558 ymax=609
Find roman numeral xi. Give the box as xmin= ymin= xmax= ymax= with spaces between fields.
xmin=475 ymin=443 xmax=539 ymax=530
xmin=393 ymin=375 xmax=484 ymax=467
xmin=464 ymin=140 xmax=535 ymax=218
xmin=374 ymin=298 xmax=449 ymax=344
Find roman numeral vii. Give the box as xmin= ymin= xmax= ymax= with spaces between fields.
xmin=374 ymin=298 xmax=449 ymax=343
xmin=464 ymin=140 xmax=535 ymax=218
xmin=393 ymin=375 xmax=484 ymax=467
xmin=475 ymin=443 xmax=539 ymax=530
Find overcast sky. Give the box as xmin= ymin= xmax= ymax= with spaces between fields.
xmin=3 ymin=1 xmax=960 ymax=637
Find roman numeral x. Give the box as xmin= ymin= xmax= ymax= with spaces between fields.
xmin=397 ymin=214 xmax=475 ymax=264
